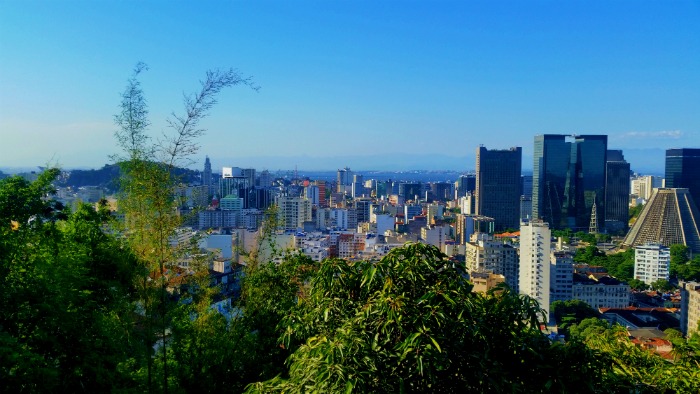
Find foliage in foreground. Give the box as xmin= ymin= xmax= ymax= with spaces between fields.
xmin=247 ymin=243 xmax=606 ymax=393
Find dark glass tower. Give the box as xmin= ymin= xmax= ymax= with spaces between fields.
xmin=203 ymin=156 xmax=212 ymax=196
xmin=455 ymin=174 xmax=476 ymax=198
xmin=532 ymin=135 xmax=607 ymax=230
xmin=475 ymin=146 xmax=522 ymax=231
xmin=604 ymin=150 xmax=630 ymax=233
xmin=666 ymin=148 xmax=700 ymax=207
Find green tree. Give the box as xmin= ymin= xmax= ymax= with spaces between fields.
xmin=551 ymin=300 xmax=600 ymax=337
xmin=113 ymin=63 xmax=256 ymax=392
xmin=247 ymin=243 xmax=608 ymax=393
xmin=650 ymin=279 xmax=674 ymax=292
xmin=627 ymin=279 xmax=649 ymax=291
xmin=0 ymin=172 xmax=139 ymax=392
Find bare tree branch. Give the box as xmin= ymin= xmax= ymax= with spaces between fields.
xmin=159 ymin=68 xmax=258 ymax=169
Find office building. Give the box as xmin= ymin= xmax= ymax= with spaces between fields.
xmin=532 ymin=134 xmax=607 ymax=230
xmin=455 ymin=174 xmax=476 ymax=199
xmin=519 ymin=220 xmax=551 ymax=321
xmin=665 ymin=148 xmax=700 ymax=206
xmin=202 ymin=156 xmax=212 ymax=196
xmin=337 ymin=167 xmax=353 ymax=193
xmin=476 ymin=146 xmax=522 ymax=231
xmin=604 ymin=150 xmax=631 ymax=233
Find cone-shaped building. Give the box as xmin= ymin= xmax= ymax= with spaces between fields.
xmin=623 ymin=188 xmax=700 ymax=253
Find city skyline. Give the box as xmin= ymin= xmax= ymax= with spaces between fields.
xmin=1 ymin=1 xmax=699 ymax=172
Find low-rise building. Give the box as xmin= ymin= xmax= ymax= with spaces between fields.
xmin=572 ymin=274 xmax=631 ymax=309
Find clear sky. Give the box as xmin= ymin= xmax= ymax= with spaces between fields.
xmin=1 ymin=0 xmax=698 ymax=173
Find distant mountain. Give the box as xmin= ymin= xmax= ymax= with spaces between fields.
xmin=58 ymin=164 xmax=201 ymax=192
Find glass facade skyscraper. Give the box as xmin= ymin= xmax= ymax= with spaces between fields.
xmin=665 ymin=148 xmax=700 ymax=208
xmin=532 ymin=135 xmax=607 ymax=230
xmin=475 ymin=146 xmax=522 ymax=231
xmin=604 ymin=150 xmax=630 ymax=233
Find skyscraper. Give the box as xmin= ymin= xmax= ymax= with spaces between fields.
xmin=337 ymin=167 xmax=353 ymax=193
xmin=475 ymin=146 xmax=522 ymax=231
xmin=532 ymin=134 xmax=607 ymax=230
xmin=665 ymin=148 xmax=700 ymax=206
xmin=604 ymin=150 xmax=631 ymax=233
xmin=455 ymin=174 xmax=476 ymax=199
xmin=203 ymin=156 xmax=212 ymax=196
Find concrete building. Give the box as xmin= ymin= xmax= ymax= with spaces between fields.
xmin=623 ymin=188 xmax=700 ymax=253
xmin=680 ymin=281 xmax=700 ymax=337
xmin=550 ymin=251 xmax=574 ymax=304
xmin=454 ymin=214 xmax=495 ymax=245
xmin=465 ymin=233 xmax=519 ymax=291
xmin=421 ymin=225 xmax=447 ymax=251
xmin=631 ymin=175 xmax=663 ymax=200
xmin=475 ymin=146 xmax=522 ymax=231
xmin=275 ymin=195 xmax=312 ymax=231
xmin=304 ymin=185 xmax=320 ymax=206
xmin=426 ymin=203 xmax=444 ymax=225
xmin=470 ymin=271 xmax=506 ymax=293
xmin=571 ymin=274 xmax=630 ymax=309
xmin=459 ymin=193 xmax=476 ymax=215
xmin=404 ymin=204 xmax=423 ymax=221
xmin=634 ymin=243 xmax=671 ymax=285
xmin=519 ymin=220 xmax=552 ymax=320
xmin=337 ymin=167 xmax=353 ymax=193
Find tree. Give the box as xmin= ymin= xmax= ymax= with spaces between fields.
xmin=551 ymin=300 xmax=600 ymax=337
xmin=247 ymin=243 xmax=609 ymax=393
xmin=627 ymin=279 xmax=649 ymax=291
xmin=1 ymin=172 xmax=139 ymax=392
xmin=113 ymin=63 xmax=256 ymax=393
xmin=650 ymin=279 xmax=674 ymax=292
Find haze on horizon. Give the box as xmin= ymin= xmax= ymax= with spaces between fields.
xmin=1 ymin=1 xmax=698 ymax=174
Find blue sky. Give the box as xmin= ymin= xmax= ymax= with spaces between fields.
xmin=1 ymin=1 xmax=698 ymax=173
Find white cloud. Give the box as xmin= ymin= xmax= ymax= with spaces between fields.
xmin=616 ymin=130 xmax=683 ymax=140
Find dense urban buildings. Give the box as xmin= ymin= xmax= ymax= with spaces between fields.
xmin=475 ymin=146 xmax=522 ymax=231
xmin=532 ymin=134 xmax=607 ymax=230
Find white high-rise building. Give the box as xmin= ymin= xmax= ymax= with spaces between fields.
xmin=630 ymin=175 xmax=664 ymax=200
xmin=275 ymin=195 xmax=312 ymax=231
xmin=519 ymin=220 xmax=551 ymax=321
xmin=550 ymin=251 xmax=574 ymax=304
xmin=634 ymin=243 xmax=670 ymax=285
